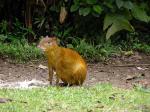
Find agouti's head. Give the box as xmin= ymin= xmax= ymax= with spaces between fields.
xmin=38 ymin=36 xmax=58 ymax=51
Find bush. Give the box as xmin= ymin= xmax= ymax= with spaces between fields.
xmin=67 ymin=37 xmax=120 ymax=61
xmin=0 ymin=35 xmax=43 ymax=62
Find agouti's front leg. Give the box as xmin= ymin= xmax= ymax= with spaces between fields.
xmin=48 ymin=67 xmax=53 ymax=85
xmin=56 ymin=75 xmax=59 ymax=85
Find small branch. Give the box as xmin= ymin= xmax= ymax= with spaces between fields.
xmin=112 ymin=64 xmax=150 ymax=67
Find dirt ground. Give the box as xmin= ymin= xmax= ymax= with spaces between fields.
xmin=0 ymin=52 xmax=150 ymax=89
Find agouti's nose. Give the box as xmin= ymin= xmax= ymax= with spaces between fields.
xmin=37 ymin=45 xmax=41 ymax=48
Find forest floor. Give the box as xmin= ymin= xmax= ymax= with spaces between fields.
xmin=0 ymin=52 xmax=150 ymax=89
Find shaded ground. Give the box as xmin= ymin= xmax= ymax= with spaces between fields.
xmin=0 ymin=52 xmax=150 ymax=89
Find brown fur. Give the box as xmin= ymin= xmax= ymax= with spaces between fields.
xmin=38 ymin=36 xmax=87 ymax=86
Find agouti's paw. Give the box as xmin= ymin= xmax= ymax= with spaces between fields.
xmin=47 ymin=78 xmax=52 ymax=85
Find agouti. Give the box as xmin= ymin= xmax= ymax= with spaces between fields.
xmin=38 ymin=36 xmax=87 ymax=86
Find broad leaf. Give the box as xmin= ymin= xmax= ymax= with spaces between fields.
xmin=104 ymin=15 xmax=135 ymax=39
xmin=131 ymin=4 xmax=150 ymax=23
xmin=103 ymin=14 xmax=114 ymax=31
xmin=123 ymin=1 xmax=133 ymax=10
xmin=103 ymin=1 xmax=114 ymax=9
xmin=79 ymin=7 xmax=91 ymax=16
xmin=71 ymin=4 xmax=79 ymax=12
xmin=116 ymin=0 xmax=124 ymax=9
xmin=121 ymin=10 xmax=132 ymax=20
xmin=86 ymin=0 xmax=97 ymax=5
xmin=93 ymin=5 xmax=102 ymax=14
xmin=92 ymin=11 xmax=100 ymax=17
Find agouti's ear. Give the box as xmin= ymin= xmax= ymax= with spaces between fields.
xmin=45 ymin=35 xmax=49 ymax=38
xmin=52 ymin=36 xmax=56 ymax=39
xmin=50 ymin=37 xmax=57 ymax=45
xmin=52 ymin=37 xmax=57 ymax=41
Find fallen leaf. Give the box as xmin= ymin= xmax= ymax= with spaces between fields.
xmin=38 ymin=64 xmax=48 ymax=69
xmin=59 ymin=7 xmax=67 ymax=24
xmin=126 ymin=73 xmax=145 ymax=81
xmin=136 ymin=67 xmax=148 ymax=70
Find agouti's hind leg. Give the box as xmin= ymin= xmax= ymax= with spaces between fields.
xmin=56 ymin=75 xmax=59 ymax=85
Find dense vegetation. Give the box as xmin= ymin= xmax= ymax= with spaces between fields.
xmin=0 ymin=0 xmax=150 ymax=61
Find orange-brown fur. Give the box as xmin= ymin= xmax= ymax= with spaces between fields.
xmin=38 ymin=36 xmax=87 ymax=86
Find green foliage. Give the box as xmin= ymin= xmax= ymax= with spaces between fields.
xmin=68 ymin=38 xmax=100 ymax=60
xmin=70 ymin=0 xmax=150 ymax=39
xmin=116 ymin=32 xmax=150 ymax=54
xmin=67 ymin=37 xmax=120 ymax=61
xmin=0 ymin=0 xmax=150 ymax=61
xmin=12 ymin=19 xmax=35 ymax=39
xmin=0 ymin=34 xmax=7 ymax=42
xmin=103 ymin=14 xmax=135 ymax=39
xmin=115 ymin=0 xmax=124 ymax=9
xmin=93 ymin=5 xmax=102 ymax=14
xmin=0 ymin=0 xmax=149 ymax=41
xmin=79 ymin=7 xmax=91 ymax=16
xmin=0 ymin=35 xmax=43 ymax=62
xmin=70 ymin=0 xmax=102 ymax=17
xmin=0 ymin=19 xmax=35 ymax=41
xmin=34 ymin=17 xmax=46 ymax=29
xmin=86 ymin=0 xmax=97 ymax=5
xmin=70 ymin=4 xmax=79 ymax=12
xmin=133 ymin=43 xmax=150 ymax=54
xmin=0 ymin=20 xmax=8 ymax=34
xmin=131 ymin=4 xmax=150 ymax=23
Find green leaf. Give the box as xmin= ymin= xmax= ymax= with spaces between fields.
xmin=70 ymin=4 xmax=79 ymax=12
xmin=0 ymin=34 xmax=7 ymax=42
xmin=104 ymin=14 xmax=134 ymax=39
xmin=103 ymin=14 xmax=114 ymax=31
xmin=93 ymin=5 xmax=102 ymax=14
xmin=79 ymin=7 xmax=91 ymax=16
xmin=131 ymin=4 xmax=150 ymax=23
xmin=91 ymin=11 xmax=100 ymax=17
xmin=73 ymin=0 xmax=80 ymax=4
xmin=86 ymin=0 xmax=97 ymax=5
xmin=115 ymin=0 xmax=124 ymax=8
xmin=103 ymin=1 xmax=114 ymax=9
xmin=121 ymin=10 xmax=132 ymax=20
xmin=123 ymin=1 xmax=133 ymax=10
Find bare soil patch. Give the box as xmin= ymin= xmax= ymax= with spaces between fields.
xmin=0 ymin=52 xmax=150 ymax=89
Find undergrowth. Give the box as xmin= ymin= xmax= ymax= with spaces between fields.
xmin=116 ymin=32 xmax=150 ymax=54
xmin=67 ymin=37 xmax=120 ymax=61
xmin=0 ymin=34 xmax=150 ymax=62
xmin=0 ymin=35 xmax=43 ymax=62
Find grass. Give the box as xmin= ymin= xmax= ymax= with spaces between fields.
xmin=67 ymin=38 xmax=120 ymax=61
xmin=0 ymin=84 xmax=150 ymax=112
xmin=133 ymin=43 xmax=150 ymax=54
xmin=0 ymin=34 xmax=150 ymax=62
xmin=0 ymin=41 xmax=43 ymax=62
xmin=0 ymin=36 xmax=120 ymax=62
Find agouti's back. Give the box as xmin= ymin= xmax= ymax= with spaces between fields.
xmin=38 ymin=36 xmax=87 ymax=85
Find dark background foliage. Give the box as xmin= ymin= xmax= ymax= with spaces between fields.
xmin=0 ymin=0 xmax=150 ymax=61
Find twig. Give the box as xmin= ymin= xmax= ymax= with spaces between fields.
xmin=112 ymin=64 xmax=150 ymax=67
